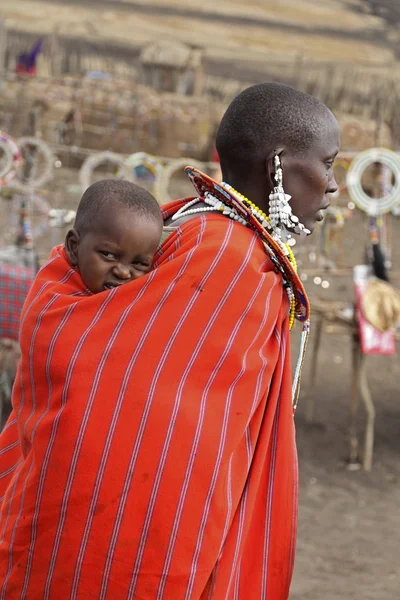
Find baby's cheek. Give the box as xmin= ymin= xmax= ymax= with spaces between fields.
xmin=132 ymin=270 xmax=146 ymax=280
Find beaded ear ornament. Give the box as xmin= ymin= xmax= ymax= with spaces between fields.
xmin=269 ymin=154 xmax=311 ymax=241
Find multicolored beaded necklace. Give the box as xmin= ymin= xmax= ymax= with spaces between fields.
xmin=173 ymin=167 xmax=311 ymax=411
xmin=223 ymin=183 xmax=298 ymax=330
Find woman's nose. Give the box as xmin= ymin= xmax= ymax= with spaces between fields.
xmin=327 ymin=174 xmax=339 ymax=195
xmin=112 ymin=263 xmax=131 ymax=280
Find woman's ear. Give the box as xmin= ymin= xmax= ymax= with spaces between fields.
xmin=266 ymin=148 xmax=284 ymax=187
xmin=65 ymin=229 xmax=80 ymax=267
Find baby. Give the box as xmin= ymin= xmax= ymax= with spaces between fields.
xmin=65 ymin=179 xmax=163 ymax=293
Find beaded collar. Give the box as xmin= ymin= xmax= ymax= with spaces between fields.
xmin=185 ymin=166 xmax=310 ymax=323
xmin=170 ymin=167 xmax=312 ymax=410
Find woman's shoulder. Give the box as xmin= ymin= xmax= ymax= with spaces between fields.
xmin=160 ymin=213 xmax=269 ymax=273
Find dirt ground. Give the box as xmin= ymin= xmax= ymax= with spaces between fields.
xmin=1 ymin=162 xmax=399 ymax=599
xmin=292 ymin=343 xmax=400 ymax=600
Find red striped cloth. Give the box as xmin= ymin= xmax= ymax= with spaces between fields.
xmin=0 ymin=201 xmax=297 ymax=599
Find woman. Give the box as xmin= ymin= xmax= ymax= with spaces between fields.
xmin=0 ymin=83 xmax=338 ymax=599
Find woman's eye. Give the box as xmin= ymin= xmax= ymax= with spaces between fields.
xmin=100 ymin=251 xmax=117 ymax=260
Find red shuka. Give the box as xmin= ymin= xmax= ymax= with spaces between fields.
xmin=0 ymin=204 xmax=297 ymax=599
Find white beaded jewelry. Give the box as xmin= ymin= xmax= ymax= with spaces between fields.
xmin=204 ymin=192 xmax=248 ymax=225
xmin=171 ymin=198 xmax=221 ymax=222
xmin=171 ymin=193 xmax=250 ymax=225
xmin=269 ymin=154 xmax=311 ymax=244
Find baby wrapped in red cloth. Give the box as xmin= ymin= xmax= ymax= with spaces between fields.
xmin=0 ymin=178 xmax=296 ymax=599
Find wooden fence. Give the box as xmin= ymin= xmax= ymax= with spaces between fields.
xmin=2 ymin=28 xmax=400 ymax=144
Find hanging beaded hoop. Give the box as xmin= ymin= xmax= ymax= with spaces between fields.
xmin=0 ymin=131 xmax=23 ymax=188
xmin=79 ymin=151 xmax=133 ymax=193
xmin=119 ymin=152 xmax=164 ymax=203
xmin=9 ymin=137 xmax=54 ymax=192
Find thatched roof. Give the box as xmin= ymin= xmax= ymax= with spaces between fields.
xmin=140 ymin=40 xmax=193 ymax=69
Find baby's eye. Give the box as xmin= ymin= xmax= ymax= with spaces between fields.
xmin=132 ymin=261 xmax=150 ymax=270
xmin=99 ymin=251 xmax=117 ymax=260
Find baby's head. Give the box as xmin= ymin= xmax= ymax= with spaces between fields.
xmin=65 ymin=179 xmax=163 ymax=293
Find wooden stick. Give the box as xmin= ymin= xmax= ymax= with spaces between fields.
xmin=348 ymin=334 xmax=361 ymax=463
xmin=358 ymin=354 xmax=376 ymax=471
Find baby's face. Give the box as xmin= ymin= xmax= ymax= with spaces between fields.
xmin=70 ymin=208 xmax=162 ymax=294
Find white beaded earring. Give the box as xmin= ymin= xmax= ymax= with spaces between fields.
xmin=269 ymin=154 xmax=310 ymax=244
